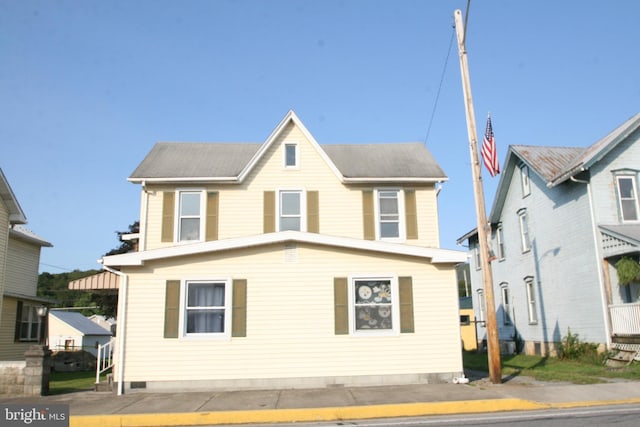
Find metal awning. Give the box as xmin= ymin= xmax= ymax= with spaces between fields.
xmin=68 ymin=271 xmax=120 ymax=290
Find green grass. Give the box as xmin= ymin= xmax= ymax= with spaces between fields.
xmin=463 ymin=351 xmax=640 ymax=384
xmin=49 ymin=370 xmax=111 ymax=395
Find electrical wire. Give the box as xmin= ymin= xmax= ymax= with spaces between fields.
xmin=424 ymin=25 xmax=456 ymax=146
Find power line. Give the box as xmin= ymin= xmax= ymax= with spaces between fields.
xmin=424 ymin=25 xmax=456 ymax=146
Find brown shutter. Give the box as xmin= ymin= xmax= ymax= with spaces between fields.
xmin=161 ymin=192 xmax=175 ymax=243
xmin=307 ymin=191 xmax=319 ymax=233
xmin=14 ymin=301 xmax=23 ymax=342
xmin=362 ymin=190 xmax=375 ymax=240
xmin=334 ymin=277 xmax=349 ymax=335
xmin=232 ymin=279 xmax=247 ymax=337
xmin=39 ymin=313 xmax=48 ymax=345
xmin=263 ymin=191 xmax=276 ymax=233
xmin=205 ymin=191 xmax=219 ymax=241
xmin=164 ymin=280 xmax=180 ymax=338
xmin=405 ymin=190 xmax=418 ymax=239
xmin=399 ymin=276 xmax=415 ymax=333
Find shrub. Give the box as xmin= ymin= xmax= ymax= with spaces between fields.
xmin=558 ymin=328 xmax=599 ymax=362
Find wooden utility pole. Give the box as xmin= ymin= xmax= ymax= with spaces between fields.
xmin=453 ymin=8 xmax=502 ymax=384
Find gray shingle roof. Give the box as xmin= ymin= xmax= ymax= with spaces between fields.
xmin=322 ymin=143 xmax=446 ymax=179
xmin=130 ymin=142 xmax=262 ymax=180
xmin=50 ymin=311 xmax=112 ymax=336
xmin=129 ymin=141 xmax=446 ymax=182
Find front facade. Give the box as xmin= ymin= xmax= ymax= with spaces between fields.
xmin=458 ymin=113 xmax=640 ymax=356
xmin=0 ymin=169 xmax=52 ymax=360
xmin=102 ymin=111 xmax=466 ymax=393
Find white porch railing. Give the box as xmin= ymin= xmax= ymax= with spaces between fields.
xmin=96 ymin=338 xmax=115 ymax=384
xmin=609 ymin=302 xmax=640 ymax=336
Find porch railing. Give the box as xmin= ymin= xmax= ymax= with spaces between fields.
xmin=609 ymin=302 xmax=640 ymax=336
xmin=96 ymin=338 xmax=115 ymax=384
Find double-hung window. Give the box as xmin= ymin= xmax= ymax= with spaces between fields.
xmin=279 ymin=190 xmax=304 ymax=231
xmin=616 ymin=175 xmax=639 ymax=222
xmin=520 ymin=165 xmax=531 ymax=197
xmin=184 ymin=280 xmax=229 ymax=335
xmin=377 ymin=190 xmax=403 ymax=240
xmin=351 ymin=277 xmax=398 ymax=335
xmin=518 ymin=209 xmax=531 ymax=253
xmin=525 ymin=277 xmax=538 ymax=324
xmin=501 ymin=284 xmax=512 ymax=326
xmin=476 ymin=289 xmax=486 ymax=324
xmin=178 ymin=191 xmax=204 ymax=242
xmin=496 ymin=224 xmax=505 ymax=260
xmin=18 ymin=304 xmax=41 ymax=342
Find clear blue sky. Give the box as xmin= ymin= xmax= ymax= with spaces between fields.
xmin=2 ymin=0 xmax=638 ymax=273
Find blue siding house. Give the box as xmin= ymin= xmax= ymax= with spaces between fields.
xmin=458 ymin=113 xmax=640 ymax=356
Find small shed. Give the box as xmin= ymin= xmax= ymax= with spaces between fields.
xmin=48 ymin=311 xmax=112 ymax=357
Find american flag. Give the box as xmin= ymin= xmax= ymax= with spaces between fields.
xmin=481 ymin=114 xmax=500 ymax=177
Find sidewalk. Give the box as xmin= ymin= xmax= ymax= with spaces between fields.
xmin=2 ymin=372 xmax=640 ymax=427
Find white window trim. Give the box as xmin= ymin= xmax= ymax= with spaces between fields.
xmin=520 ymin=165 xmax=531 ymax=197
xmin=348 ymin=275 xmax=400 ymax=336
xmin=175 ymin=189 xmax=206 ymax=243
xmin=518 ymin=209 xmax=531 ymax=253
xmin=476 ymin=289 xmax=486 ymax=325
xmin=179 ymin=278 xmax=232 ymax=340
xmin=501 ymin=284 xmax=512 ymax=326
xmin=496 ymin=224 xmax=505 ymax=261
xmin=616 ymin=175 xmax=640 ymax=222
xmin=525 ymin=277 xmax=538 ymax=324
xmin=283 ymin=142 xmax=299 ymax=169
xmin=276 ymin=189 xmax=307 ymax=232
xmin=18 ymin=304 xmax=42 ymax=342
xmin=374 ymin=189 xmax=406 ymax=242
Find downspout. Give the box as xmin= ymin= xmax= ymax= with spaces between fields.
xmin=570 ymin=175 xmax=612 ymax=348
xmin=102 ymin=264 xmax=128 ymax=395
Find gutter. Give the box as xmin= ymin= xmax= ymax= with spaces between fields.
xmin=100 ymin=264 xmax=128 ymax=396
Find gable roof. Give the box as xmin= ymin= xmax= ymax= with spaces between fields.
xmin=101 ymin=230 xmax=466 ymax=267
xmin=129 ymin=110 xmax=447 ymax=184
xmin=0 ymin=168 xmax=27 ymax=224
xmin=50 ymin=310 xmax=112 ymax=336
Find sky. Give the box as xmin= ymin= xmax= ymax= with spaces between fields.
xmin=2 ymin=0 xmax=639 ymax=274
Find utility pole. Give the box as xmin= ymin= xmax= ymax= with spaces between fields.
xmin=453 ymin=8 xmax=502 ymax=384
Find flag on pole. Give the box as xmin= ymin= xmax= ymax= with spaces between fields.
xmin=481 ymin=114 xmax=500 ymax=177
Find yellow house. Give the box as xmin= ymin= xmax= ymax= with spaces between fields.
xmin=101 ymin=111 xmax=466 ymax=393
xmin=0 ymin=169 xmax=52 ymax=361
xmin=459 ymin=297 xmax=477 ymax=351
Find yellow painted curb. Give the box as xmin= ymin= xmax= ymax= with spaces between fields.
xmin=70 ymin=398 xmax=545 ymax=427
xmin=548 ymin=397 xmax=640 ymax=409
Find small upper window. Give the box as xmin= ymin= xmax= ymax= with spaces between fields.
xmin=284 ymin=143 xmax=298 ymax=168
xmin=377 ymin=190 xmax=403 ymax=240
xmin=178 ymin=191 xmax=204 ymax=242
xmin=520 ymin=165 xmax=531 ymax=197
xmin=616 ymin=176 xmax=639 ymax=222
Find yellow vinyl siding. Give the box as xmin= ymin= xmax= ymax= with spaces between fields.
xmin=0 ymin=297 xmax=32 ymax=360
xmin=141 ymin=121 xmax=440 ymax=250
xmin=118 ymin=244 xmax=461 ymax=383
xmin=5 ymin=237 xmax=40 ymax=296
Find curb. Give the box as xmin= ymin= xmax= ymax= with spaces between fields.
xmin=69 ymin=398 xmax=545 ymax=427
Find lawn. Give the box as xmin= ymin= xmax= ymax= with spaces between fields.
xmin=49 ymin=370 xmax=110 ymax=395
xmin=463 ymin=351 xmax=640 ymax=384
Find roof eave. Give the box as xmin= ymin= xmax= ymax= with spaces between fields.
xmin=128 ymin=176 xmax=240 ymax=184
xmin=342 ymin=177 xmax=448 ymax=184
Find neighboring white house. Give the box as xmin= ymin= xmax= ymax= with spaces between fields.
xmin=48 ymin=310 xmax=112 ymax=357
xmin=95 ymin=110 xmax=466 ymax=394
xmin=88 ymin=314 xmax=116 ymax=335
xmin=458 ymin=113 xmax=640 ymax=356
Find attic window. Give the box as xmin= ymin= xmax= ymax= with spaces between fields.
xmin=616 ymin=176 xmax=639 ymax=222
xmin=520 ymin=165 xmax=530 ymax=197
xmin=284 ymin=143 xmax=298 ymax=168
